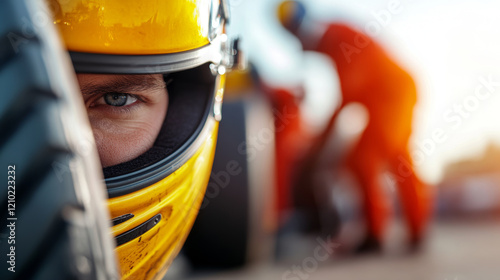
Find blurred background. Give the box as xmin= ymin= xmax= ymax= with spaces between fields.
xmin=167 ymin=0 xmax=500 ymax=279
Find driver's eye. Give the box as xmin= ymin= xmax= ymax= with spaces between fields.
xmin=104 ymin=93 xmax=138 ymax=107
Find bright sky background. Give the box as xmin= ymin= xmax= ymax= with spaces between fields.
xmin=227 ymin=0 xmax=500 ymax=184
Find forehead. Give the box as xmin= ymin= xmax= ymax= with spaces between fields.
xmin=77 ymin=74 xmax=166 ymax=95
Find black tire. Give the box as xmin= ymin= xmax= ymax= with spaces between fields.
xmin=0 ymin=1 xmax=119 ymax=279
xmin=183 ymin=96 xmax=276 ymax=270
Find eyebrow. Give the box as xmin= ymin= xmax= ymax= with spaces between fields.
xmin=80 ymin=75 xmax=166 ymax=96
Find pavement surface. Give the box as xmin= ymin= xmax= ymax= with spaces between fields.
xmin=166 ymin=218 xmax=500 ymax=280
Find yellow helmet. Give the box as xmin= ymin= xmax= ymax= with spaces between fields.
xmin=49 ymin=0 xmax=240 ymax=279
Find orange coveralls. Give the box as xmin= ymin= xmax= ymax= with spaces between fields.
xmin=315 ymin=23 xmax=432 ymax=244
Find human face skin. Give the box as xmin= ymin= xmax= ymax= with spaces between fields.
xmin=77 ymin=74 xmax=168 ymax=167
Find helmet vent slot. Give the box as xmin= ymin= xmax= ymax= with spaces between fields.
xmin=111 ymin=213 xmax=134 ymax=226
xmin=114 ymin=214 xmax=162 ymax=247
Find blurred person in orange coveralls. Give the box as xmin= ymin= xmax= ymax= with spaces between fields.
xmin=278 ymin=0 xmax=434 ymax=249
